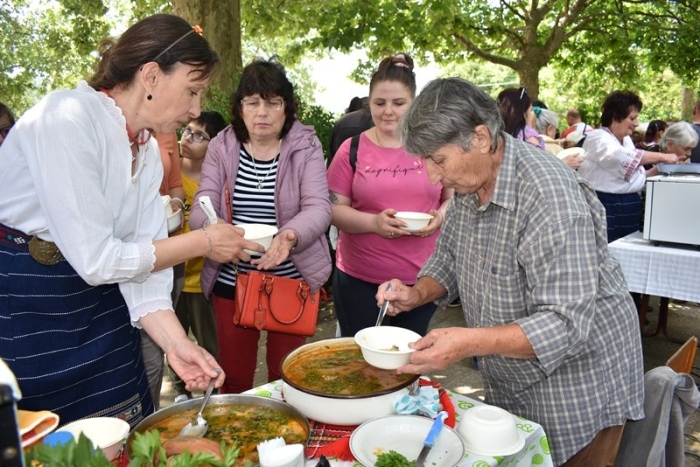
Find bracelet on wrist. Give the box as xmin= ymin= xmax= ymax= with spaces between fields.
xmin=171 ymin=197 xmax=185 ymax=208
xmin=201 ymin=226 xmax=213 ymax=257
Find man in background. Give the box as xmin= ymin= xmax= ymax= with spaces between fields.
xmin=327 ymin=96 xmax=373 ymax=164
xmin=561 ymin=108 xmax=592 ymax=138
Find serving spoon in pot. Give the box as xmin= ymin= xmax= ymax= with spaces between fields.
xmin=179 ymin=370 xmax=220 ymax=437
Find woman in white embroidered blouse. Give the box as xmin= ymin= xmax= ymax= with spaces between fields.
xmin=579 ymin=90 xmax=678 ymax=242
xmin=0 ymin=14 xmax=260 ymax=427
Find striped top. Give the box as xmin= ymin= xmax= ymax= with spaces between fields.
xmin=214 ymin=147 xmax=302 ymax=299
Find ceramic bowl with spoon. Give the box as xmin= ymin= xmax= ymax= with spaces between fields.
xmin=355 ymin=326 xmax=421 ymax=370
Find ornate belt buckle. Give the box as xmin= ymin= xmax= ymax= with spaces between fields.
xmin=28 ymin=236 xmax=64 ymax=265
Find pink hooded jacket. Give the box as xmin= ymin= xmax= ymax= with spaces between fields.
xmin=190 ymin=120 xmax=332 ymax=296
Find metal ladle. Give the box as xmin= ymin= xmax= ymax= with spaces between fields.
xmin=179 ymin=371 xmax=220 ymax=437
xmin=375 ymin=283 xmax=392 ymax=326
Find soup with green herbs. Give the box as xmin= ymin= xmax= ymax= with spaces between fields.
xmin=283 ymin=342 xmax=415 ymax=395
xmin=150 ymin=404 xmax=307 ymax=464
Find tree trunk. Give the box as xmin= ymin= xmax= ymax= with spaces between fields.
xmin=517 ymin=62 xmax=541 ymax=102
xmin=171 ymin=0 xmax=242 ymax=96
xmin=681 ymin=86 xmax=695 ymax=122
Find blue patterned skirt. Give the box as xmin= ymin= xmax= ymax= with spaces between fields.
xmin=595 ymin=191 xmax=642 ymax=243
xmin=0 ymin=224 xmax=153 ymax=428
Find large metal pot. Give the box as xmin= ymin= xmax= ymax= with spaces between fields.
xmin=280 ymin=338 xmax=419 ymax=425
xmin=126 ymin=394 xmax=309 ymax=458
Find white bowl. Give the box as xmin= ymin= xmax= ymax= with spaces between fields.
xmin=350 ymin=415 xmax=465 ymax=467
xmin=237 ymin=223 xmax=278 ymax=254
xmin=457 ymin=405 xmax=525 ymax=457
xmin=354 ymin=326 xmax=420 ymax=370
xmin=58 ymin=416 xmax=130 ymax=461
xmin=556 ymin=147 xmax=585 ymax=160
xmin=167 ymin=208 xmax=182 ymax=233
xmin=161 ymin=195 xmax=174 ymax=216
xmin=394 ymin=211 xmax=434 ymax=232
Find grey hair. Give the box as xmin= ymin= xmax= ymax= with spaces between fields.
xmin=535 ymin=109 xmax=559 ymax=134
xmin=660 ymin=121 xmax=699 ymax=151
xmin=399 ymin=77 xmax=504 ymax=156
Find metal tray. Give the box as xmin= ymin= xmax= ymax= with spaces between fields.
xmin=657 ymin=163 xmax=700 ymax=175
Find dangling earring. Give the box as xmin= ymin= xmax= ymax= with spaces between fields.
xmin=146 ymin=93 xmax=152 ymax=101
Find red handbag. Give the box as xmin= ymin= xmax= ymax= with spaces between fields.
xmin=233 ymin=271 xmax=320 ymax=336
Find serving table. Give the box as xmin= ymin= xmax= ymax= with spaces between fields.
xmin=244 ymin=379 xmax=552 ymax=467
xmin=608 ymin=231 xmax=700 ymax=343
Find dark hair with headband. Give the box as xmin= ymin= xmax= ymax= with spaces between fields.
xmin=369 ymin=53 xmax=417 ymax=97
xmin=497 ymin=87 xmax=533 ymax=140
xmin=89 ymin=14 xmax=219 ymax=91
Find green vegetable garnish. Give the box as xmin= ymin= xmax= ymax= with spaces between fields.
xmin=25 ymin=429 xmax=246 ymax=467
xmin=375 ymin=450 xmax=416 ymax=467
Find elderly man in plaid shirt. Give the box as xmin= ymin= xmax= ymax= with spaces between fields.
xmin=378 ymin=78 xmax=644 ymax=466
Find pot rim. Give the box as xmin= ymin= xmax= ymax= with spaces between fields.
xmin=280 ymin=337 xmax=420 ymax=399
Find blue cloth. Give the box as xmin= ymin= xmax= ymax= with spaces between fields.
xmin=595 ymin=191 xmax=642 ymax=242
xmin=0 ymin=224 xmax=153 ymax=428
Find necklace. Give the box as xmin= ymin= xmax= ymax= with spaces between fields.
xmin=247 ymin=140 xmax=281 ymax=190
xmin=374 ymin=127 xmax=385 ymax=147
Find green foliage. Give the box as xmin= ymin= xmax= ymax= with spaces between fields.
xmin=3 ymin=0 xmax=699 ymax=121
xmin=439 ymin=60 xmax=519 ymax=99
xmin=24 ymin=433 xmax=112 ymax=467
xmin=296 ymin=98 xmax=336 ymax=159
xmin=203 ymin=86 xmax=233 ymax=124
xmin=128 ymin=429 xmax=241 ymax=467
xmin=241 ymin=40 xmax=318 ymax=105
xmin=1 ymin=0 xmax=111 ymax=115
xmin=441 ymin=59 xmax=686 ymax=129
xmin=243 ymin=0 xmax=700 ymax=103
xmin=26 ymin=430 xmax=243 ymax=467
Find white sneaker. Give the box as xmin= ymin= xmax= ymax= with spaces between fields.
xmin=174 ymin=394 xmax=190 ymax=404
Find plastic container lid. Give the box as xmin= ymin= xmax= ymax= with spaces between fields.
xmin=43 ymin=431 xmax=73 ymax=446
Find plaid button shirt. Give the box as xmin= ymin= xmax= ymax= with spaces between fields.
xmin=421 ymin=135 xmax=644 ymax=464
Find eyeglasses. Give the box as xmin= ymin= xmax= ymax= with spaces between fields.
xmin=241 ymin=98 xmax=284 ymax=112
xmin=182 ymin=127 xmax=210 ymax=143
xmin=519 ymin=87 xmax=528 ymax=100
xmin=0 ymin=125 xmax=13 ymax=138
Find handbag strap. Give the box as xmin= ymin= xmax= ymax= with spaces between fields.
xmin=261 ymin=275 xmax=309 ymax=324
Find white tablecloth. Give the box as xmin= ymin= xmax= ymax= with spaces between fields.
xmin=245 ymin=379 xmax=552 ymax=467
xmin=608 ymin=231 xmax=700 ymax=302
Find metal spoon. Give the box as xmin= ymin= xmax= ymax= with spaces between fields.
xmin=179 ymin=371 xmax=220 ymax=437
xmin=375 ymin=283 xmax=392 ymax=326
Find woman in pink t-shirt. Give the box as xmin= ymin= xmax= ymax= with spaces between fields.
xmin=327 ymin=53 xmax=452 ymax=336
